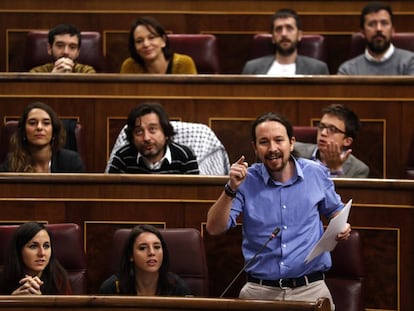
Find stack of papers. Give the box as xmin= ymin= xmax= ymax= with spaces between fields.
xmin=305 ymin=199 xmax=352 ymax=263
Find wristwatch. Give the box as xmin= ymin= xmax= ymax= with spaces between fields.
xmin=224 ymin=183 xmax=237 ymax=198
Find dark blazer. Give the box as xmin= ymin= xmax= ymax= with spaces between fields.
xmin=0 ymin=149 xmax=84 ymax=173
xmin=242 ymin=54 xmax=329 ymax=75
xmin=294 ymin=142 xmax=369 ymax=178
xmin=50 ymin=149 xmax=85 ymax=172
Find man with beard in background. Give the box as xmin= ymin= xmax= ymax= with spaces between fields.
xmin=30 ymin=24 xmax=96 ymax=73
xmin=241 ymin=8 xmax=329 ymax=75
xmin=338 ymin=2 xmax=414 ymax=75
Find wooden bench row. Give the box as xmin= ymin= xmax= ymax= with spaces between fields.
xmin=2 ymin=0 xmax=414 ymax=73
xmin=0 ymin=295 xmax=331 ymax=311
xmin=0 ymin=174 xmax=412 ymax=310
xmin=0 ymin=74 xmax=413 ymax=178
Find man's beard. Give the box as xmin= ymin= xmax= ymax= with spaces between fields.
xmin=367 ymin=35 xmax=391 ymax=54
xmin=264 ymin=151 xmax=288 ymax=172
xmin=275 ymin=41 xmax=297 ymax=56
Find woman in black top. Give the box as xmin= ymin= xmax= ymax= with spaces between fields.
xmin=0 ymin=221 xmax=72 ymax=295
xmin=0 ymin=101 xmax=84 ymax=173
xmin=99 ymin=224 xmax=190 ymax=296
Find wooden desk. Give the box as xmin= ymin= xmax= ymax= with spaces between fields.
xmin=0 ymin=295 xmax=331 ymax=311
xmin=0 ymin=73 xmax=413 ymax=178
xmin=0 ymin=174 xmax=413 ymax=310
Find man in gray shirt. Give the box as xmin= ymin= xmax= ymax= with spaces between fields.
xmin=338 ymin=2 xmax=414 ymax=75
xmin=294 ymin=104 xmax=369 ymax=178
xmin=242 ymin=8 xmax=329 ymax=75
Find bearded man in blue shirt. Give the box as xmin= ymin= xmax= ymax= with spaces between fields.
xmin=206 ymin=112 xmax=351 ymax=310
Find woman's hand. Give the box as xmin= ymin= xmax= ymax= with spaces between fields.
xmin=11 ymin=275 xmax=43 ymax=295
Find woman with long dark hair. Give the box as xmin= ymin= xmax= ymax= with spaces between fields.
xmin=99 ymin=224 xmax=190 ymax=296
xmin=0 ymin=102 xmax=84 ymax=172
xmin=0 ymin=222 xmax=72 ymax=295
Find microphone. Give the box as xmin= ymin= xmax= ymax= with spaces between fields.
xmin=219 ymin=227 xmax=280 ymax=298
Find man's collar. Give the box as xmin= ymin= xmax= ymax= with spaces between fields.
xmin=137 ymin=144 xmax=172 ymax=170
xmin=311 ymin=147 xmax=319 ymax=161
xmin=260 ymin=155 xmax=303 ymax=185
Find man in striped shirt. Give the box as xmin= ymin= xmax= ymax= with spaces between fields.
xmin=107 ymin=102 xmax=199 ymax=174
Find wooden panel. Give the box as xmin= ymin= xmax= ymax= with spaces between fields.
xmin=360 ymin=228 xmax=399 ymax=309
xmin=1 ymin=0 xmax=414 ymax=11
xmin=211 ymin=118 xmax=255 ymax=164
xmin=6 ymin=30 xmax=27 ymax=72
xmin=107 ymin=117 xmax=127 ymax=160
xmin=104 ymin=31 xmax=129 ymax=73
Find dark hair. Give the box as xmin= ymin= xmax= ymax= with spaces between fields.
xmin=251 ymin=112 xmax=294 ymax=142
xmin=118 ymin=224 xmax=172 ymax=295
xmin=125 ymin=102 xmax=176 ymax=145
xmin=7 ymin=102 xmax=66 ymax=172
xmin=128 ymin=16 xmax=173 ymax=68
xmin=271 ymin=8 xmax=302 ymax=31
xmin=360 ymin=2 xmax=393 ymax=29
xmin=0 ymin=222 xmax=71 ymax=294
xmin=321 ymin=104 xmax=361 ymax=139
xmin=251 ymin=112 xmax=298 ymax=159
xmin=48 ymin=24 xmax=82 ymax=48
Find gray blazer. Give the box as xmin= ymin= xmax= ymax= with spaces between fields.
xmin=294 ymin=142 xmax=369 ymax=178
xmin=242 ymin=55 xmax=329 ymax=75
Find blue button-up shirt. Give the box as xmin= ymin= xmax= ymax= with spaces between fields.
xmin=227 ymin=157 xmax=343 ymax=280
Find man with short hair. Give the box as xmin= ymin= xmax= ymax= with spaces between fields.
xmin=206 ymin=112 xmax=351 ymax=310
xmin=242 ymin=8 xmax=329 ymax=75
xmin=107 ymin=102 xmax=199 ymax=174
xmin=30 ymin=24 xmax=96 ymax=73
xmin=294 ymin=104 xmax=369 ymax=178
xmin=338 ymin=2 xmax=414 ymax=75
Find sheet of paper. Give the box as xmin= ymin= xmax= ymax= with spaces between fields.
xmin=304 ymin=199 xmax=352 ymax=263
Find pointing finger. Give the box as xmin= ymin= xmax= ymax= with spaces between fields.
xmin=236 ymin=155 xmax=245 ymax=164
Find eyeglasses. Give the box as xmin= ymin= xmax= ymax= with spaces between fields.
xmin=317 ymin=122 xmax=346 ymax=135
